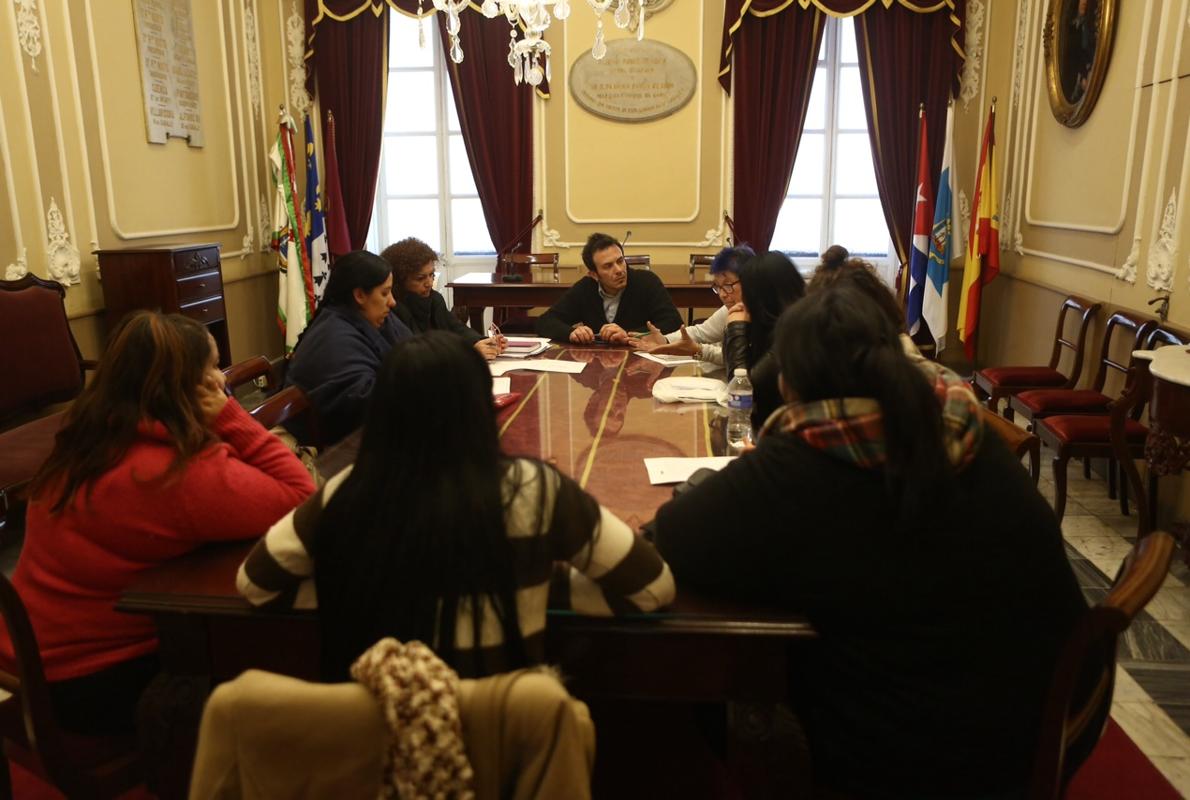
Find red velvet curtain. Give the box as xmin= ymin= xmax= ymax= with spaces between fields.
xmin=730 ymin=9 xmax=825 ymax=251
xmin=440 ymin=13 xmax=534 ymax=254
xmin=305 ymin=0 xmax=389 ymax=250
xmin=855 ymin=1 xmax=965 ymax=270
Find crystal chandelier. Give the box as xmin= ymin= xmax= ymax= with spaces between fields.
xmin=425 ymin=0 xmax=647 ymax=87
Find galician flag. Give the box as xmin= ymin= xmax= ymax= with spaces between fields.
xmin=957 ymin=104 xmax=1000 ymax=360
xmin=303 ymin=114 xmax=330 ymax=303
xmin=270 ymin=113 xmax=314 ymax=352
xmin=923 ymin=101 xmax=960 ymax=354
xmin=905 ymin=111 xmax=933 ymax=337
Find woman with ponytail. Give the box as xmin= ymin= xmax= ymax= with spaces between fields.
xmin=654 ymin=285 xmax=1086 ymax=798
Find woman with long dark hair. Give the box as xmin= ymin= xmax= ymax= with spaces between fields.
xmin=722 ymin=250 xmax=807 ymax=428
xmin=654 ymin=286 xmax=1086 ymax=797
xmin=239 ymin=331 xmax=675 ymax=679
xmin=285 ymin=250 xmax=413 ymax=445
xmin=0 ymin=311 xmax=314 ymax=736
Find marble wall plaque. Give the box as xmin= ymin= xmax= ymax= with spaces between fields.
xmin=569 ymin=39 xmax=696 ymax=124
xmin=133 ymin=0 xmax=204 ymax=146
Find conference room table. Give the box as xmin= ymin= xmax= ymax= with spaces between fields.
xmin=447 ymin=271 xmax=718 ymax=333
xmin=118 ymin=346 xmax=815 ymax=703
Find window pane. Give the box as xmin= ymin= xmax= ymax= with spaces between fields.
xmin=449 ymin=135 xmax=478 ymax=196
xmin=771 ymin=198 xmax=822 ymax=256
xmin=837 ymin=66 xmax=867 ymax=130
xmin=386 ymin=198 xmax=441 ymax=252
xmin=833 ymin=198 xmax=888 ymax=256
xmin=834 ymin=133 xmax=877 ymax=195
xmin=390 ymin=13 xmax=434 ymax=68
xmin=384 ymin=136 xmax=439 ymax=195
xmin=446 ymin=86 xmax=462 ymax=133
xmin=804 ymin=67 xmax=826 ymax=130
xmin=839 ymin=16 xmax=858 ymax=64
xmin=384 ymin=72 xmax=437 ymax=133
xmin=818 ymin=29 xmax=826 ymax=62
xmin=789 ymin=133 xmax=824 ymax=197
xmin=451 ymin=198 xmax=494 ymax=254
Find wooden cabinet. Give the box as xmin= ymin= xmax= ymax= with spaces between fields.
xmin=96 ymin=244 xmax=232 ymax=367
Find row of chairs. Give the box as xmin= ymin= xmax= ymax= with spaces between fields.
xmin=972 ymin=295 xmax=1188 ymax=526
xmin=497 ymin=252 xmax=716 ymax=284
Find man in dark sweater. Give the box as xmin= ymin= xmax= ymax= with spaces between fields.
xmin=534 ymin=232 xmax=683 ymax=343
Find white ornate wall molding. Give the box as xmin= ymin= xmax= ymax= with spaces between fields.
xmin=45 ymin=197 xmax=80 ymax=285
xmin=15 ymin=0 xmax=42 ymax=72
xmin=244 ymin=0 xmax=263 ymax=118
xmin=258 ymin=192 xmax=270 ymax=251
xmin=699 ymin=221 xmax=725 ymax=248
xmin=286 ymin=2 xmax=310 ymax=115
xmin=58 ymin=0 xmax=101 ymax=250
xmin=541 ymin=225 xmax=564 ymax=249
xmin=1009 ymin=0 xmax=1029 ymax=109
xmin=5 ymin=249 xmax=29 ymax=280
xmin=1146 ymin=190 xmax=1177 ymax=292
xmin=959 ymin=0 xmax=985 ymax=111
xmin=1117 ymin=237 xmax=1140 ymax=283
xmin=241 ymin=223 xmax=254 ymax=257
xmin=958 ymin=189 xmax=971 ymax=243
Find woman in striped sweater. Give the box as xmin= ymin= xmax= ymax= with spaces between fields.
xmin=238 ymin=331 xmax=675 ymax=680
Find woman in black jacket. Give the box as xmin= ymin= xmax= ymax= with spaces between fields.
xmin=722 ymin=250 xmax=806 ymax=429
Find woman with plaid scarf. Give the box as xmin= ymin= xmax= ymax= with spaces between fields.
xmin=654 ymin=284 xmax=1086 ymax=798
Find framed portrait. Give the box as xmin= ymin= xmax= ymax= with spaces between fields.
xmin=1043 ymin=0 xmax=1118 ymax=127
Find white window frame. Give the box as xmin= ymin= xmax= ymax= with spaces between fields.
xmin=367 ymin=15 xmax=496 ymax=304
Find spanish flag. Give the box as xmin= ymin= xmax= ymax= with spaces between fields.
xmin=957 ymin=105 xmax=1000 ymax=360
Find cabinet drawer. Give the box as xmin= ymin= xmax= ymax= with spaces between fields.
xmin=180 ymin=296 xmax=226 ymax=324
xmin=173 ymin=247 xmax=219 ymax=277
xmin=176 ymin=270 xmax=223 ymax=305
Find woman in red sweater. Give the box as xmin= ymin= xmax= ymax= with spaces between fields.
xmin=0 ymin=311 xmax=315 ymax=735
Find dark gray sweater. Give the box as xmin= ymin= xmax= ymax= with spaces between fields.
xmin=534 ymin=269 xmax=683 ymax=341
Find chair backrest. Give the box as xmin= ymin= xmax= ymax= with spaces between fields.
xmin=222 ymin=356 xmax=274 ymax=394
xmin=1087 ymin=312 xmax=1156 ymax=393
xmin=498 ymin=252 xmax=559 ymax=284
xmin=1029 ymin=530 xmax=1176 ymax=800
xmin=249 ymin=385 xmax=317 ymax=443
xmin=979 ymin=406 xmax=1037 ymax=460
xmin=1144 ymin=325 xmax=1188 ymax=351
xmin=1046 ymin=295 xmax=1102 ymax=387
xmin=0 ymin=275 xmax=86 ymax=425
xmin=688 ymin=254 xmax=715 ymax=283
xmin=624 ymin=254 xmax=651 ymax=270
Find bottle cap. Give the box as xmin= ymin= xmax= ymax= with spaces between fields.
xmin=734 ymin=368 xmax=747 ymax=377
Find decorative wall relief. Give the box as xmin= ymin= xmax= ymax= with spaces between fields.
xmin=1117 ymin=237 xmax=1139 ymax=283
xmin=244 ymin=0 xmax=263 ymax=118
xmin=132 ymin=0 xmax=205 ymax=146
xmin=960 ymin=0 xmax=985 ymax=111
xmin=1146 ymin=190 xmax=1176 ymax=292
xmin=1011 ymin=0 xmax=1030 ymax=109
xmin=45 ymin=198 xmax=80 ymax=286
xmin=5 ymin=248 xmax=29 ymax=280
xmin=258 ymin=192 xmax=270 ymax=251
xmin=958 ymin=189 xmax=972 ymax=245
xmin=699 ymin=222 xmax=725 ymax=248
xmin=15 ymin=0 xmax=41 ymax=72
xmin=569 ymin=39 xmax=696 ymax=123
xmin=286 ymin=3 xmax=310 ymax=115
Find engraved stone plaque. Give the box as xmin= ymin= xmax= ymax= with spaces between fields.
xmin=133 ymin=0 xmax=204 ymax=146
xmin=569 ymin=39 xmax=697 ymax=124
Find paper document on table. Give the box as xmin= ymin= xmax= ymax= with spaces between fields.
xmin=635 ymin=352 xmax=699 ymax=367
xmin=489 ymin=359 xmax=587 ymax=377
xmin=499 ymin=337 xmax=551 ymax=358
xmin=492 ymin=377 xmax=511 ymax=395
xmin=644 ymin=457 xmax=736 ymax=485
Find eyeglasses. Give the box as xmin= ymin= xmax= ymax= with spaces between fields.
xmin=711 ymin=280 xmax=740 ymax=296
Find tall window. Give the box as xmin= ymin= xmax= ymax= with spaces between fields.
xmin=367 ymin=13 xmax=494 ymax=258
xmin=771 ymin=16 xmax=891 ymax=269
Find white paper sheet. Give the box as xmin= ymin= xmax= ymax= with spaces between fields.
xmin=634 ymin=352 xmax=699 ymax=367
xmin=489 ymin=359 xmax=587 ymax=377
xmin=492 ymin=377 xmax=511 ymax=395
xmin=643 ymin=456 xmax=736 ymax=485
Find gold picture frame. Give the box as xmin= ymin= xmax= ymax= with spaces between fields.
xmin=1043 ymin=0 xmax=1118 ymax=127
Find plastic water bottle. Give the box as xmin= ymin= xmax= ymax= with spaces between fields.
xmin=726 ymin=368 xmax=754 ymax=456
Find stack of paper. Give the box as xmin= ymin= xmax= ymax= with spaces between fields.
xmin=500 ymin=337 xmax=551 ymax=359
xmin=635 ymin=352 xmax=699 ymax=367
xmin=490 ymin=359 xmax=588 ymax=377
xmin=492 ymin=377 xmax=511 ymax=395
xmin=643 ymin=456 xmax=736 ymax=485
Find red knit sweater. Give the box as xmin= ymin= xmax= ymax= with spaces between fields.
xmin=1 ymin=401 xmax=315 ymax=682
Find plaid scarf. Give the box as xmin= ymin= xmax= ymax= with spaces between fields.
xmin=758 ymin=359 xmax=983 ymax=471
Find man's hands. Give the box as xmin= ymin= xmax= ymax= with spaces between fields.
xmin=569 ymin=324 xmax=595 ymax=344
xmin=598 ymin=323 xmax=630 ymax=344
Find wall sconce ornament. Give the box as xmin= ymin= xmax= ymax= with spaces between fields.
xmin=1146 ymin=190 xmax=1177 ymax=293
xmin=5 ymin=249 xmax=29 ymax=281
xmin=45 ymin=199 xmax=80 ymax=287
xmin=15 ymin=0 xmax=41 ymax=72
xmin=1042 ymin=0 xmax=1118 ymax=127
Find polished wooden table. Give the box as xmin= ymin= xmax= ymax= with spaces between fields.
xmin=118 ymin=347 xmax=815 ymax=704
xmin=447 ymin=271 xmax=719 ymax=333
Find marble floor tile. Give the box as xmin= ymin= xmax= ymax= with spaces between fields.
xmin=1118 ymin=623 xmax=1190 ymax=663
xmin=1147 ymin=756 xmax=1190 ymax=796
xmin=1113 ymin=665 xmax=1152 ymax=702
xmin=1145 ymin=586 xmax=1190 ymax=624
xmin=1062 ymin=517 xmax=1120 ymax=538
xmin=1111 ymin=701 xmax=1190 ymax=759
xmin=1162 ymin=622 xmax=1190 ymax=653
xmin=1064 ymin=533 xmax=1136 ymax=576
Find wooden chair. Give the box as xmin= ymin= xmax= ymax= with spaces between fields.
xmin=624 ymin=254 xmax=651 ymax=270
xmin=1029 ymin=530 xmax=1176 ymax=799
xmin=972 ymin=296 xmax=1101 ymax=420
xmin=0 ymin=275 xmax=96 ymax=531
xmin=494 ymin=253 xmax=560 ymax=333
xmin=249 ymin=385 xmax=320 ymax=448
xmin=979 ymin=407 xmax=1041 ymax=484
xmin=0 ymin=573 xmax=145 ymax=799
xmin=687 ymin=254 xmax=716 ymax=325
xmin=222 ymin=355 xmax=274 ymax=394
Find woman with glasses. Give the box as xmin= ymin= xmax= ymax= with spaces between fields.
xmin=382 ymin=237 xmax=507 ymax=360
xmin=630 ymin=245 xmax=755 ymax=365
xmin=286 ymin=250 xmax=413 ymax=446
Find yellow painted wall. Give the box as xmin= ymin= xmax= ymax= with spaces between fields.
xmin=0 ymin=0 xmax=292 ymax=363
